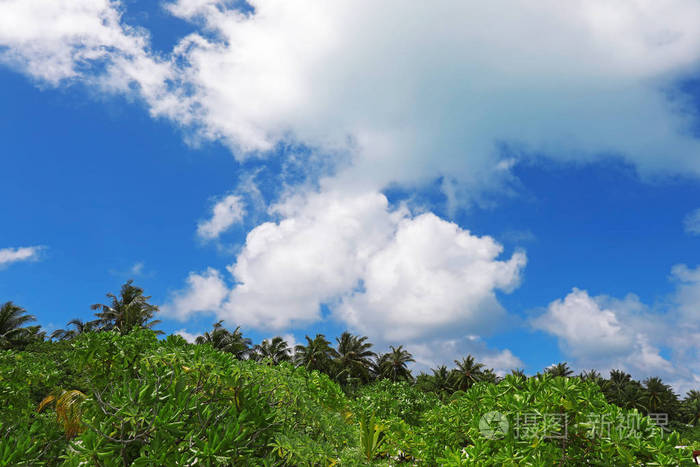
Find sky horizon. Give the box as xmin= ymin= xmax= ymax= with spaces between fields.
xmin=1 ymin=0 xmax=699 ymax=394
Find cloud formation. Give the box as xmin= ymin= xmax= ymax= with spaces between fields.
xmin=3 ymin=0 xmax=700 ymax=195
xmin=0 ymin=246 xmax=44 ymax=268
xmin=532 ymin=268 xmax=700 ymax=394
xmin=164 ymin=190 xmax=525 ymax=343
xmin=3 ymin=0 xmax=700 ymax=385
xmin=197 ymin=194 xmax=246 ymax=240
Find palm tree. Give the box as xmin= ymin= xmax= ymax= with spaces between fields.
xmin=0 ymin=301 xmax=38 ymax=349
xmin=620 ymin=384 xmax=647 ymax=412
xmin=91 ymin=280 xmax=161 ymax=335
xmin=294 ymin=334 xmax=338 ymax=374
xmin=196 ymin=321 xmax=252 ymax=359
xmin=334 ymin=332 xmax=376 ymax=386
xmin=451 ymin=355 xmax=485 ymax=391
xmin=375 ymin=345 xmax=414 ymax=382
xmin=579 ymin=369 xmax=601 ymax=382
xmin=253 ymin=336 xmax=292 ymax=364
xmin=510 ymin=368 xmax=527 ymax=379
xmin=429 ymin=365 xmax=454 ymax=397
xmin=545 ymin=362 xmax=573 ymax=377
xmin=51 ymin=318 xmax=98 ymax=340
xmin=608 ymin=369 xmax=632 ymax=387
xmin=686 ymin=390 xmax=700 ymax=403
xmin=683 ymin=395 xmax=700 ymax=426
xmin=642 ymin=377 xmax=679 ymax=418
xmin=603 ymin=370 xmax=633 ymax=404
xmin=480 ymin=368 xmax=501 ymax=384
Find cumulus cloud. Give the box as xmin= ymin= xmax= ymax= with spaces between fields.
xmin=162 ymin=268 xmax=229 ymax=321
xmin=154 ymin=0 xmax=700 ymax=196
xmin=533 ymin=273 xmax=700 ymax=393
xmin=164 ymin=189 xmax=525 ymax=342
xmin=0 ymin=246 xmax=44 ymax=268
xmin=197 ymin=194 xmax=246 ymax=240
xmin=684 ymin=208 xmax=700 ymax=235
xmin=335 ymin=212 xmax=526 ymax=342
xmin=4 ymin=1 xmax=700 ymax=197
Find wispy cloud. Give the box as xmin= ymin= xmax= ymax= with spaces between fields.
xmin=684 ymin=208 xmax=700 ymax=235
xmin=0 ymin=246 xmax=44 ymax=268
xmin=197 ymin=194 xmax=246 ymax=241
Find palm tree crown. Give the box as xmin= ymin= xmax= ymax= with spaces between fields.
xmin=294 ymin=334 xmax=338 ymax=374
xmin=51 ymin=318 xmax=98 ymax=341
xmin=195 ymin=321 xmax=252 ymax=359
xmin=253 ymin=336 xmax=292 ymax=364
xmin=0 ymin=301 xmax=38 ymax=349
xmin=545 ymin=362 xmax=573 ymax=378
xmin=451 ymin=355 xmax=485 ymax=391
xmin=375 ymin=345 xmax=414 ymax=382
xmin=334 ymin=332 xmax=376 ymax=385
xmin=91 ymin=280 xmax=161 ymax=335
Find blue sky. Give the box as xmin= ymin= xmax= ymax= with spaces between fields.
xmin=1 ymin=0 xmax=699 ymax=392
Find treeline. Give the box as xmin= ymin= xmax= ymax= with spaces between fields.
xmin=2 ymin=280 xmax=699 ymax=433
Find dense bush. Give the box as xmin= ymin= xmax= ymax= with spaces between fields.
xmin=2 ymin=329 xmax=697 ymax=465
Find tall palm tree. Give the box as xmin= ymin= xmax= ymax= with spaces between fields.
xmin=51 ymin=318 xmax=98 ymax=341
xmin=375 ymin=345 xmax=414 ymax=382
xmin=334 ymin=332 xmax=376 ymax=386
xmin=91 ymin=280 xmax=161 ymax=335
xmin=253 ymin=336 xmax=292 ymax=364
xmin=643 ymin=377 xmax=677 ymax=415
xmin=430 ymin=365 xmax=454 ymax=398
xmin=294 ymin=334 xmax=338 ymax=374
xmin=480 ymin=368 xmax=500 ymax=384
xmin=620 ymin=384 xmax=647 ymax=412
xmin=579 ymin=369 xmax=601 ymax=382
xmin=684 ymin=397 xmax=700 ymax=426
xmin=608 ymin=369 xmax=632 ymax=387
xmin=0 ymin=301 xmax=38 ymax=349
xmin=196 ymin=321 xmax=252 ymax=359
xmin=545 ymin=362 xmax=573 ymax=377
xmin=451 ymin=355 xmax=485 ymax=391
xmin=686 ymin=390 xmax=700 ymax=403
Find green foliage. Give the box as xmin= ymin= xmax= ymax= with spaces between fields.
xmin=358 ymin=412 xmax=387 ymax=461
xmin=405 ymin=374 xmax=694 ymax=465
xmin=0 ymin=322 xmax=697 ymax=465
xmin=352 ymin=380 xmax=439 ymax=426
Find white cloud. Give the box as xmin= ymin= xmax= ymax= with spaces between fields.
xmin=164 ymin=189 xmax=525 ymax=341
xmin=197 ymin=194 xmax=246 ymax=240
xmin=0 ymin=246 xmax=44 ymax=268
xmin=533 ymin=276 xmax=700 ymax=393
xmin=3 ymin=1 xmax=700 ymax=200
xmin=162 ymin=267 xmax=229 ymax=321
xmin=175 ymin=329 xmax=201 ymax=343
xmin=532 ymin=288 xmax=674 ymax=375
xmin=335 ymin=211 xmax=526 ymax=342
xmin=154 ymin=0 xmax=700 ymax=197
xmin=684 ymin=208 xmax=700 ymax=236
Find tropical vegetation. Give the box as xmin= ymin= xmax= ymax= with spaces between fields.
xmin=1 ymin=281 xmax=699 ymax=465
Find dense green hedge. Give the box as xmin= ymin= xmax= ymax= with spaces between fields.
xmin=1 ymin=330 xmax=697 ymax=465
